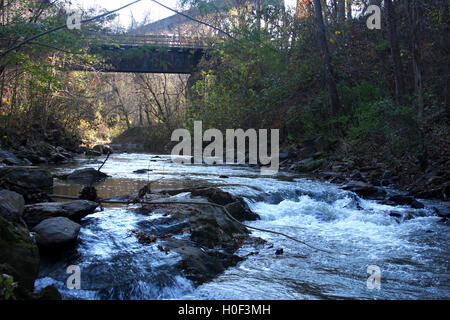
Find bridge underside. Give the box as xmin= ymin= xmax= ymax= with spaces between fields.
xmin=89 ymin=45 xmax=205 ymax=74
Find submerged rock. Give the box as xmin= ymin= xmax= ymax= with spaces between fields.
xmin=133 ymin=169 xmax=152 ymax=174
xmin=63 ymin=167 xmax=109 ymax=183
xmin=23 ymin=200 xmax=98 ymax=228
xmin=32 ymin=217 xmax=81 ymax=248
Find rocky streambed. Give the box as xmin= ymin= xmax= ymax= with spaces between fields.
xmin=1 ymin=152 xmax=449 ymax=300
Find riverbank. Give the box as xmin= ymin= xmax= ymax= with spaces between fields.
xmin=278 ymin=136 xmax=449 ymax=203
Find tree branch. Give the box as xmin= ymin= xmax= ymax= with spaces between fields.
xmin=0 ymin=0 xmax=142 ymax=58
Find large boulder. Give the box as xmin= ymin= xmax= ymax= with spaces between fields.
xmin=23 ymin=200 xmax=98 ymax=228
xmin=343 ymin=181 xmax=386 ymax=200
xmin=34 ymin=285 xmax=62 ymax=300
xmin=160 ymin=187 xmax=260 ymax=221
xmin=387 ymin=195 xmax=424 ymax=209
xmin=0 ymin=189 xmax=25 ymax=226
xmin=49 ymin=152 xmax=68 ymax=164
xmin=224 ymin=201 xmax=260 ymax=222
xmin=63 ymin=167 xmax=109 ymax=183
xmin=163 ymin=238 xmax=244 ymax=285
xmin=32 ymin=217 xmax=81 ymax=248
xmin=190 ymin=187 xmax=235 ymax=206
xmin=0 ymin=215 xmax=40 ymax=291
xmin=135 ymin=191 xmax=264 ymax=285
xmin=0 ymin=167 xmax=53 ymax=191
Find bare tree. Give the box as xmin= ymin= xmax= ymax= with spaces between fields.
xmin=134 ymin=73 xmax=188 ymax=132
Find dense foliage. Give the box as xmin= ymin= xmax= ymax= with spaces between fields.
xmin=188 ymin=0 xmax=449 ymax=166
xmin=0 ymin=0 xmax=448 ymax=166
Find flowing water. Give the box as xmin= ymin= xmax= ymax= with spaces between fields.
xmin=34 ymin=153 xmax=450 ymax=300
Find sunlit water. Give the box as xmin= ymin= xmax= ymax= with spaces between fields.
xmin=35 ymin=153 xmax=450 ymax=299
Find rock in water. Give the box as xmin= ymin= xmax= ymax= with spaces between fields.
xmin=35 ymin=285 xmax=62 ymax=300
xmin=32 ymin=217 xmax=81 ymax=248
xmin=0 ymin=150 xmax=28 ymax=166
xmin=133 ymin=169 xmax=152 ymax=174
xmin=79 ymin=186 xmax=98 ymax=202
xmin=156 ymin=187 xmax=261 ymax=221
xmin=65 ymin=167 xmax=109 ymax=183
xmin=0 ymin=215 xmax=40 ymax=291
xmin=190 ymin=187 xmax=235 ymax=205
xmin=388 ymin=195 xmax=424 ymax=209
xmin=23 ymin=200 xmax=98 ymax=228
xmin=342 ymin=181 xmax=386 ymax=200
xmin=224 ymin=201 xmax=260 ymax=221
xmin=137 ymin=190 xmax=263 ymax=285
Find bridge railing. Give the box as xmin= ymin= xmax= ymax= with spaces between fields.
xmin=85 ymin=33 xmax=210 ymax=49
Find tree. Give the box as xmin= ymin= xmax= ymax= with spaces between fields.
xmin=406 ymin=0 xmax=424 ymax=120
xmin=134 ymin=73 xmax=188 ymax=132
xmin=385 ymin=0 xmax=405 ymax=102
xmin=312 ymin=0 xmax=341 ymax=117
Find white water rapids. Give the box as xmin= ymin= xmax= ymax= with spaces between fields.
xmin=34 ymin=153 xmax=449 ymax=299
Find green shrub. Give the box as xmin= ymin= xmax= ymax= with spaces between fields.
xmin=0 ymin=274 xmax=17 ymax=300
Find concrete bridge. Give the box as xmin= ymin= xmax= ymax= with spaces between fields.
xmin=86 ymin=33 xmax=209 ymax=74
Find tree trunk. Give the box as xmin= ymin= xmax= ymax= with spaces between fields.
xmin=407 ymin=0 xmax=424 ymax=120
xmin=346 ymin=0 xmax=352 ymax=19
xmin=256 ymin=0 xmax=261 ymax=32
xmin=139 ymin=104 xmax=143 ymax=126
xmin=312 ymin=0 xmax=341 ymax=116
xmin=441 ymin=0 xmax=449 ymax=113
xmin=385 ymin=0 xmax=405 ymax=101
xmin=338 ymin=0 xmax=346 ymax=22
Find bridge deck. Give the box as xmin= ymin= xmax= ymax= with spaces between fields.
xmin=86 ymin=33 xmax=210 ymax=49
